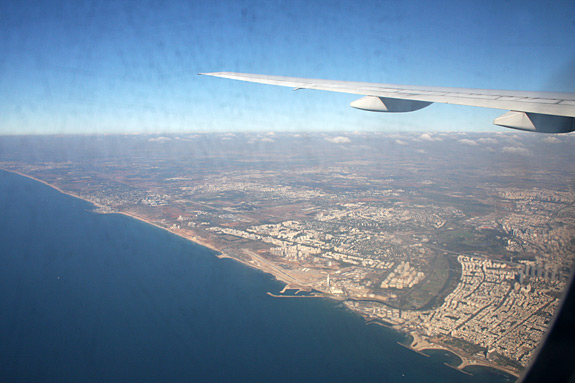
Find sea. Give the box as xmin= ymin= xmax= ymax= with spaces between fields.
xmin=0 ymin=170 xmax=516 ymax=383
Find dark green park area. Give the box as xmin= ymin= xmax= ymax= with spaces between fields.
xmin=436 ymin=227 xmax=512 ymax=256
xmin=399 ymin=254 xmax=461 ymax=310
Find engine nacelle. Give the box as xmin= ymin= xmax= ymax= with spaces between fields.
xmin=494 ymin=111 xmax=575 ymax=133
xmin=350 ymin=96 xmax=432 ymax=113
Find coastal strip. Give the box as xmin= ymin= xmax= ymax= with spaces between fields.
xmin=267 ymin=292 xmax=323 ymax=298
xmin=406 ymin=332 xmax=520 ymax=378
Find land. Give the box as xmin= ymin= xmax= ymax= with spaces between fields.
xmin=1 ymin=132 xmax=574 ymax=378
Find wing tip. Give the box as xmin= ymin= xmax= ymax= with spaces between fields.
xmin=198 ymin=72 xmax=233 ymax=78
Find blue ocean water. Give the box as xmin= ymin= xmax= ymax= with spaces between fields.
xmin=0 ymin=170 xmax=516 ymax=383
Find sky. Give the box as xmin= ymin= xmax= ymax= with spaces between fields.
xmin=1 ymin=0 xmax=574 ymax=135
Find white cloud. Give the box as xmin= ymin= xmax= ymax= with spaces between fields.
xmin=544 ymin=136 xmax=561 ymax=144
xmin=261 ymin=137 xmax=275 ymax=143
xmin=502 ymin=146 xmax=531 ymax=156
xmin=458 ymin=139 xmax=478 ymax=146
xmin=148 ymin=136 xmax=172 ymax=143
xmin=419 ymin=133 xmax=434 ymax=141
xmin=419 ymin=133 xmax=442 ymax=142
xmin=478 ymin=137 xmax=498 ymax=144
xmin=325 ymin=136 xmax=351 ymax=144
xmin=395 ymin=139 xmax=408 ymax=145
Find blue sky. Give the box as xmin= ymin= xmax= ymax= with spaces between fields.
xmin=1 ymin=0 xmax=574 ymax=134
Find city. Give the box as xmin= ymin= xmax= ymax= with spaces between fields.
xmin=1 ymin=131 xmax=574 ymax=377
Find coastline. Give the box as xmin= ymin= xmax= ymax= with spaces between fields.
xmin=406 ymin=332 xmax=520 ymax=378
xmin=0 ymin=167 xmax=522 ymax=380
xmin=0 ymin=168 xmax=314 ymax=292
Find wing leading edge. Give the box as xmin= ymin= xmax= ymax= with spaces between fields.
xmin=200 ymin=72 xmax=575 ymax=133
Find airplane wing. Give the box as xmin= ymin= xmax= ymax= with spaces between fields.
xmin=200 ymin=72 xmax=575 ymax=133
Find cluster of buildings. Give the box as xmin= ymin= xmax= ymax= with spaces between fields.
xmin=342 ymin=255 xmax=562 ymax=369
xmin=496 ymin=188 xmax=575 ymax=264
xmin=380 ymin=261 xmax=425 ymax=289
xmin=393 ymin=256 xmax=558 ymax=367
xmin=210 ymin=223 xmax=394 ymax=270
xmin=518 ymin=261 xmax=560 ymax=283
xmin=183 ymin=179 xmax=327 ymax=201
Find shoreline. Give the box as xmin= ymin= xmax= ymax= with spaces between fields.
xmin=0 ymin=167 xmax=522 ymax=379
xmin=406 ymin=332 xmax=520 ymax=378
xmin=0 ymin=168 xmax=314 ymax=291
